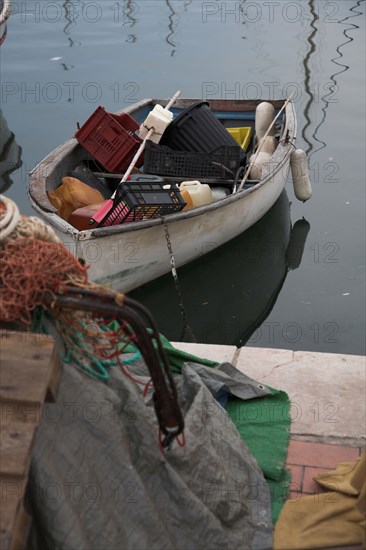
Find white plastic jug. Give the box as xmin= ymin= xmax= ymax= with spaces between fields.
xmin=179 ymin=181 xmax=213 ymax=208
xmin=139 ymin=104 xmax=174 ymax=144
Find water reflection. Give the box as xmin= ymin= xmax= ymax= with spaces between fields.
xmin=62 ymin=0 xmax=81 ymax=48
xmin=238 ymin=0 xmax=279 ymax=76
xmin=310 ymin=0 xmax=364 ymax=157
xmin=119 ymin=0 xmax=191 ymax=53
xmin=60 ymin=62 xmax=76 ymax=71
xmin=164 ymin=0 xmax=178 ymax=56
xmin=130 ymin=191 xmax=310 ymax=346
xmin=183 ymin=0 xmax=192 ymax=12
xmin=301 ymin=0 xmax=322 ymax=156
xmin=0 ymin=110 xmax=22 ymax=193
xmin=124 ymin=0 xmax=138 ymax=43
xmin=302 ymin=0 xmax=364 ymax=157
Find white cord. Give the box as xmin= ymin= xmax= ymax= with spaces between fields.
xmin=0 ymin=0 xmax=11 ymax=25
xmin=0 ymin=195 xmax=21 ymax=241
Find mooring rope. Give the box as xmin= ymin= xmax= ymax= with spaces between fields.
xmin=0 ymin=0 xmax=11 ymax=25
xmin=0 ymin=195 xmax=21 ymax=240
xmin=0 ymin=194 xmax=61 ymax=245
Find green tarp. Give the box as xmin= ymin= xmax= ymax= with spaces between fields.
xmin=226 ymin=390 xmax=291 ymax=523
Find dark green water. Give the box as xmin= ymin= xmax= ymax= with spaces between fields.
xmin=1 ymin=0 xmax=365 ymax=354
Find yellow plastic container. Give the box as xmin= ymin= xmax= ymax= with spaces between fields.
xmin=227 ymin=127 xmax=252 ymax=151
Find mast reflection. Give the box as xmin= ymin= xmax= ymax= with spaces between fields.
xmin=310 ymin=0 xmax=364 ymax=157
xmin=124 ymin=0 xmax=138 ymax=43
xmin=62 ymin=0 xmax=81 ymax=48
xmin=164 ymin=0 xmax=178 ymax=57
xmin=302 ymin=0 xmax=364 ymax=158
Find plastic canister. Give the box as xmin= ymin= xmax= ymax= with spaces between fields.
xmin=179 ymin=181 xmax=213 ymax=208
xmin=139 ymin=104 xmax=174 ymax=144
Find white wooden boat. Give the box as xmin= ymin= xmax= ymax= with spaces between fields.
xmin=29 ymin=98 xmax=298 ymax=293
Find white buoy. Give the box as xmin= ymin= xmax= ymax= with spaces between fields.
xmin=139 ymin=104 xmax=174 ymax=144
xmin=255 ymin=102 xmax=275 ymax=141
xmin=249 ymin=152 xmax=271 ymax=180
xmin=290 ymin=149 xmax=312 ymax=202
xmin=257 ymin=135 xmax=277 ymax=155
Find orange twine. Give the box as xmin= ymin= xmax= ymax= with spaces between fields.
xmin=0 ymin=237 xmax=88 ymax=325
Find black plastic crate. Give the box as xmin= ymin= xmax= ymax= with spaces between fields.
xmin=99 ymin=181 xmax=186 ymax=226
xmin=143 ymin=141 xmax=243 ymax=180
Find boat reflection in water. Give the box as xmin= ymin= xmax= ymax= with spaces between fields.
xmin=0 ymin=110 xmax=22 ymax=193
xmin=131 ymin=190 xmax=310 ymax=346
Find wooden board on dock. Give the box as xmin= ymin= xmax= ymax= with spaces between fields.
xmin=0 ymin=330 xmax=61 ymax=550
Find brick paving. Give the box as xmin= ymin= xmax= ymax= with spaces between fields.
xmin=286 ymin=440 xmax=361 ymax=470
xmin=285 ymin=440 xmax=362 ymax=496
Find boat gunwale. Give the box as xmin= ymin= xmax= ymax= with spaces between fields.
xmin=28 ymin=98 xmax=296 ymax=240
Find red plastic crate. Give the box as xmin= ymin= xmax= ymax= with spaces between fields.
xmin=75 ymin=106 xmax=143 ymax=172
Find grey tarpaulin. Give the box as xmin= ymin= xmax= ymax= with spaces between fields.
xmin=26 ymin=359 xmax=273 ymax=550
xmin=186 ymin=361 xmax=271 ymax=406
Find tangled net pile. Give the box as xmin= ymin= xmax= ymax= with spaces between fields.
xmin=0 ymin=237 xmax=89 ymax=325
xmin=0 ymin=194 xmax=139 ymax=379
xmin=1 ymin=194 xmax=89 ymax=325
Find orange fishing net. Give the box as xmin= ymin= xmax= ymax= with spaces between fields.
xmin=0 ymin=237 xmax=88 ymax=325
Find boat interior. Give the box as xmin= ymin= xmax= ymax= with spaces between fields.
xmin=29 ymin=98 xmax=288 ymax=231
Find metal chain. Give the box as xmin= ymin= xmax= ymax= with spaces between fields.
xmin=162 ymin=217 xmax=197 ymax=343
